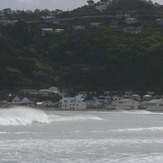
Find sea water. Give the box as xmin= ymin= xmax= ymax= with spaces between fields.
xmin=0 ymin=107 xmax=163 ymax=163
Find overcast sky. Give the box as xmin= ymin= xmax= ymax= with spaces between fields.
xmin=0 ymin=0 xmax=162 ymax=11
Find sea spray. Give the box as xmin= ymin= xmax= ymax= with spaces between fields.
xmin=0 ymin=106 xmax=49 ymax=126
xmin=49 ymin=115 xmax=104 ymax=123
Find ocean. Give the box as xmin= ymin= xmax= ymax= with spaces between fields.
xmin=1 ymin=107 xmax=163 ymax=163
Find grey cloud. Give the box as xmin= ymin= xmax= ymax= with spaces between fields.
xmin=0 ymin=0 xmax=98 ymax=10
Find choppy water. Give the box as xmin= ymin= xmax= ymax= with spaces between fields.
xmin=1 ymin=107 xmax=163 ymax=162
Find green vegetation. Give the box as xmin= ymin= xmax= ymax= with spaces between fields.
xmin=0 ymin=0 xmax=163 ymax=93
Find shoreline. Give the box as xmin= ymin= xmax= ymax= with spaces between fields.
xmin=1 ymin=106 xmax=163 ymax=113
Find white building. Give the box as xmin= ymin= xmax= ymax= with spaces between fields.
xmin=21 ymin=97 xmax=33 ymax=105
xmin=84 ymin=99 xmax=102 ymax=108
xmin=21 ymin=89 xmax=38 ymax=95
xmin=39 ymin=89 xmax=52 ymax=95
xmin=11 ymin=96 xmax=22 ymax=105
xmin=116 ymin=99 xmax=138 ymax=110
xmin=48 ymin=86 xmax=60 ymax=94
xmin=106 ymin=96 xmax=122 ymax=110
xmin=61 ymin=95 xmax=86 ymax=110
xmin=125 ymin=18 xmax=137 ymax=24
xmin=143 ymin=99 xmax=163 ymax=111
xmin=41 ymin=100 xmax=54 ymax=107
xmin=95 ymin=0 xmax=112 ymax=12
xmin=41 ymin=15 xmax=55 ymax=19
xmin=0 ymin=19 xmax=11 ymax=26
xmin=143 ymin=94 xmax=152 ymax=101
xmin=55 ymin=29 xmax=64 ymax=33
xmin=123 ymin=91 xmax=133 ymax=98
xmin=41 ymin=28 xmax=53 ymax=36
xmin=124 ymin=27 xmax=142 ymax=34
xmin=11 ymin=96 xmax=33 ymax=106
xmin=131 ymin=94 xmax=141 ymax=101
xmin=73 ymin=25 xmax=86 ymax=30
xmin=87 ymin=0 xmax=94 ymax=6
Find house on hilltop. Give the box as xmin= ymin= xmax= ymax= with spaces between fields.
xmin=87 ymin=0 xmax=95 ymax=6
xmin=95 ymin=0 xmax=112 ymax=12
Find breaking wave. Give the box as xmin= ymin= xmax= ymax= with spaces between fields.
xmin=0 ymin=107 xmax=49 ymax=126
xmin=114 ymin=127 xmax=163 ymax=133
xmin=0 ymin=107 xmax=103 ymax=126
xmin=49 ymin=115 xmax=104 ymax=122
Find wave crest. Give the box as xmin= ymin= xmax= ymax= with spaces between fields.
xmin=0 ymin=107 xmax=49 ymax=126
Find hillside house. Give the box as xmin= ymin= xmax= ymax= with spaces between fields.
xmin=90 ymin=22 xmax=103 ymax=28
xmin=123 ymin=27 xmax=142 ymax=34
xmin=123 ymin=91 xmax=133 ymax=99
xmin=156 ymin=19 xmax=163 ymax=25
xmin=48 ymin=86 xmax=61 ymax=94
xmin=143 ymin=95 xmax=152 ymax=101
xmin=95 ymin=0 xmax=112 ymax=12
xmin=73 ymin=25 xmax=86 ymax=30
xmin=41 ymin=15 xmax=55 ymax=20
xmin=55 ymin=29 xmax=64 ymax=33
xmin=39 ymin=89 xmax=53 ymax=95
xmin=125 ymin=18 xmax=137 ymax=24
xmin=154 ymin=3 xmax=160 ymax=7
xmin=131 ymin=94 xmax=141 ymax=101
xmin=0 ymin=19 xmax=11 ymax=26
xmin=41 ymin=28 xmax=53 ymax=36
xmin=109 ymin=19 xmax=118 ymax=27
xmin=21 ymin=89 xmax=38 ymax=95
xmin=87 ymin=0 xmax=94 ymax=6
xmin=2 ymin=8 xmax=15 ymax=15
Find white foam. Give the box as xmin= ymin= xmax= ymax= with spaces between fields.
xmin=49 ymin=115 xmax=104 ymax=122
xmin=0 ymin=132 xmax=7 ymax=134
xmin=110 ymin=110 xmax=153 ymax=114
xmin=113 ymin=127 xmax=163 ymax=133
xmin=0 ymin=107 xmax=49 ymax=126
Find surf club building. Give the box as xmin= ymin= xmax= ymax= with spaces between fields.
xmin=61 ymin=95 xmax=86 ymax=110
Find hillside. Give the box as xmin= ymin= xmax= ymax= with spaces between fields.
xmin=0 ymin=0 xmax=163 ymax=93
